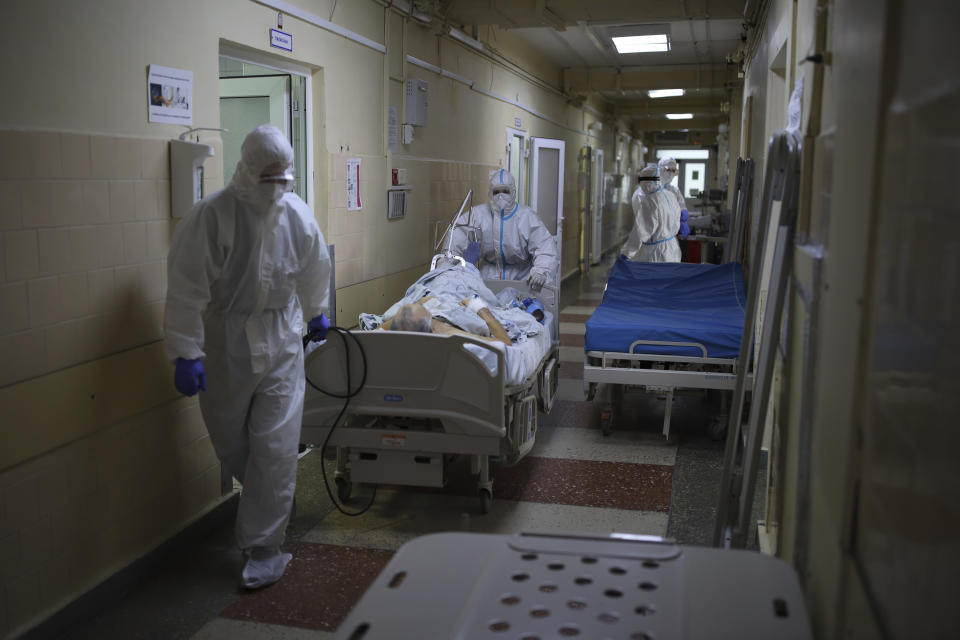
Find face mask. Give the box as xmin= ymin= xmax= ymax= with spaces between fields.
xmin=492 ymin=192 xmax=513 ymax=211
xmin=258 ymin=181 xmax=291 ymax=203
xmin=662 ymin=170 xmax=676 ymax=184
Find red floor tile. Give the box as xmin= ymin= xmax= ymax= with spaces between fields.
xmin=560 ymin=334 xmax=585 ymax=348
xmin=440 ymin=456 xmax=673 ymax=512
xmin=220 ymin=543 xmax=394 ymax=631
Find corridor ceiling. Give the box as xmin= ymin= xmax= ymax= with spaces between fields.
xmin=430 ymin=0 xmax=748 ymax=135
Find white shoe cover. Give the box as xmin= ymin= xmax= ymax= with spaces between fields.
xmin=240 ymin=546 xmax=293 ymax=589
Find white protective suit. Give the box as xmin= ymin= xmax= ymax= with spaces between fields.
xmin=621 ymin=163 xmax=681 ymax=262
xmin=164 ymin=125 xmax=331 ymax=587
xmin=658 ymin=156 xmax=687 ymax=212
xmin=451 ymin=169 xmax=558 ymax=283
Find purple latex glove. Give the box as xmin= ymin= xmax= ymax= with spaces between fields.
xmin=679 ymin=220 xmax=691 ymax=238
xmin=463 ymin=241 xmax=482 ymax=264
xmin=680 ymin=208 xmax=690 ymax=222
xmin=174 ymin=358 xmax=206 ymax=396
xmin=307 ymin=313 xmax=330 ymax=341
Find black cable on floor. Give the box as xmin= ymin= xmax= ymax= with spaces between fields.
xmin=303 ymin=326 xmax=377 ymax=516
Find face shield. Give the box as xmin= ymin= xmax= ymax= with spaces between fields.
xmin=659 ymin=158 xmax=679 ymax=186
xmin=489 ymin=169 xmax=517 ymax=212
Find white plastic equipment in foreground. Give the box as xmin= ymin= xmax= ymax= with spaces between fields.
xmin=332 ymin=531 xmax=812 ymax=639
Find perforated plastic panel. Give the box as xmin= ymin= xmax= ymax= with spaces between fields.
xmin=333 ymin=532 xmax=812 ymax=640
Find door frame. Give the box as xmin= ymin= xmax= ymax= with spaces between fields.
xmin=219 ymin=43 xmax=314 ymax=207
xmin=529 ymin=137 xmax=566 ymax=276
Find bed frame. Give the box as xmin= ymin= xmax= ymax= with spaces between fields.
xmin=582 ymin=156 xmax=759 ymax=440
xmin=300 ymin=279 xmax=559 ymax=514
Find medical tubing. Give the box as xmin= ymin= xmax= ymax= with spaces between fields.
xmin=303 ymin=326 xmax=378 ymax=517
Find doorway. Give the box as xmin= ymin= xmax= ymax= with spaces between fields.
xmin=218 ymin=52 xmax=310 ymax=203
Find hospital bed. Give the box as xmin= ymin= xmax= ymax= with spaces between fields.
xmin=300 ymin=275 xmax=560 ymax=514
xmin=582 ymin=260 xmax=749 ymax=438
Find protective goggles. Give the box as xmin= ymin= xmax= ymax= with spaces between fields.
xmin=259 ymin=167 xmax=295 ymax=184
xmin=637 ymin=176 xmax=661 ymax=182
xmin=492 ymin=186 xmax=512 ymax=195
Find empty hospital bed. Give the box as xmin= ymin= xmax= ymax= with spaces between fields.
xmin=583 ymin=260 xmax=749 ymax=438
xmin=300 ymin=274 xmax=559 ymax=514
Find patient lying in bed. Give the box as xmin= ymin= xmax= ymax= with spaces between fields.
xmin=359 ymin=258 xmax=545 ymax=345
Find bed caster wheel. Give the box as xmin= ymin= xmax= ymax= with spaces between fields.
xmin=600 ymin=409 xmax=613 ymax=436
xmin=585 ymin=383 xmax=597 ymax=402
xmin=708 ymin=419 xmax=727 ymax=441
xmin=479 ymin=489 xmax=492 ymax=514
xmin=335 ymin=477 xmax=352 ymax=503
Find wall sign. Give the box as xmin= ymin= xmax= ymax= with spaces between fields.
xmin=147 ymin=64 xmax=193 ymax=125
xmin=347 ymin=158 xmax=362 ymax=211
xmin=270 ymin=28 xmax=293 ymax=52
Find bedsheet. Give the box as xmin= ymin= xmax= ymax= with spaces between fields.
xmin=585 ymin=260 xmax=746 ymax=358
xmin=357 ymin=263 xmax=555 ymax=386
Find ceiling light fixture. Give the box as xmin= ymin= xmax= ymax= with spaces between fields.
xmin=648 ymin=89 xmax=685 ymax=98
xmin=612 ymin=34 xmax=670 ymax=54
xmin=666 ymin=113 xmax=694 ymax=120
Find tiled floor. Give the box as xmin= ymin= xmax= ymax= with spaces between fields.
xmin=48 ymin=257 xmax=740 ymax=640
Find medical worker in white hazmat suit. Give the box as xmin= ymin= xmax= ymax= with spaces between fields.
xmin=451 ymin=169 xmax=557 ymax=293
xmin=621 ymin=163 xmax=682 ymax=262
xmin=658 ymin=156 xmax=691 ymax=238
xmin=164 ymin=125 xmax=332 ymax=589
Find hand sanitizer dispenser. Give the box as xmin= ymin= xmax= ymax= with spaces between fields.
xmin=169 ymin=138 xmax=214 ymax=218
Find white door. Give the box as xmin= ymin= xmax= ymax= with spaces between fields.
xmin=591 ymin=149 xmax=604 ymax=265
xmin=530 ymin=138 xmax=565 ymax=282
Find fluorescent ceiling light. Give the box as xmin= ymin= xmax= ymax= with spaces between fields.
xmin=612 ymin=34 xmax=669 ymax=54
xmin=648 ymin=88 xmax=685 ymax=98
xmin=666 ymin=113 xmax=694 ymax=120
xmin=657 ymin=149 xmax=709 ymax=160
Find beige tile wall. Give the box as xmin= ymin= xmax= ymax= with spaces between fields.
xmin=0 ymin=130 xmax=222 ymax=388
xmin=0 ymin=130 xmax=226 ymax=637
xmin=0 ymin=399 xmax=221 ymax=636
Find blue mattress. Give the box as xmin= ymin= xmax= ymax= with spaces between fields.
xmin=584 ymin=260 xmax=746 ymax=358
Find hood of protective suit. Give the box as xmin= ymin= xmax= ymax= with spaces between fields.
xmin=659 ymin=157 xmax=679 ymax=186
xmin=230 ymin=124 xmax=295 ymax=211
xmin=489 ymin=168 xmax=517 ymax=213
xmin=638 ymin=163 xmax=662 ymax=195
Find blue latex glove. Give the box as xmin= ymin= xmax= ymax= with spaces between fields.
xmin=618 ymin=254 xmax=628 ymax=261
xmin=307 ymin=313 xmax=330 ymax=341
xmin=680 ymin=209 xmax=690 ymax=222
xmin=463 ymin=241 xmax=482 ymax=264
xmin=679 ymin=220 xmax=691 ymax=238
xmin=174 ymin=358 xmax=206 ymax=397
